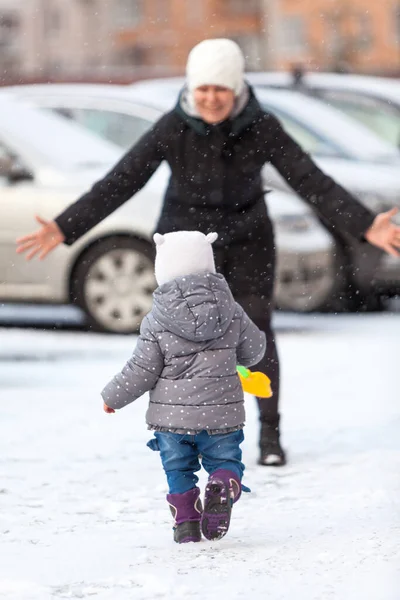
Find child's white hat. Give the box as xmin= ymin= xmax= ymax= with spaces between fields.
xmin=153 ymin=230 xmax=218 ymax=286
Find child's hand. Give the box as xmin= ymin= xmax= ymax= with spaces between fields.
xmin=103 ymin=402 xmax=115 ymax=414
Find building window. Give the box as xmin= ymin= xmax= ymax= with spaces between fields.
xmin=0 ymin=11 xmax=20 ymax=72
xmin=357 ymin=12 xmax=373 ymax=50
xmin=395 ymin=3 xmax=400 ymax=45
xmin=0 ymin=13 xmax=19 ymax=31
xmin=114 ymin=0 xmax=144 ymax=27
xmin=153 ymin=0 xmax=169 ymax=23
xmin=231 ymin=35 xmax=263 ymax=70
xmin=186 ymin=0 xmax=204 ymax=24
xmin=222 ymin=0 xmax=260 ymax=15
xmin=0 ymin=12 xmax=19 ymax=40
xmin=43 ymin=8 xmax=61 ymax=37
xmin=119 ymin=44 xmax=148 ymax=66
xmin=280 ymin=15 xmax=306 ymax=55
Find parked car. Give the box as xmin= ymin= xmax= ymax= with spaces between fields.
xmin=127 ymin=79 xmax=400 ymax=308
xmin=241 ymin=72 xmax=400 ymax=149
xmin=8 ymin=82 xmax=400 ymax=310
xmin=0 ymin=95 xmax=334 ymax=331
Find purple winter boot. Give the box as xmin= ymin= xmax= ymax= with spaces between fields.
xmin=167 ymin=487 xmax=203 ymax=544
xmin=201 ymin=469 xmax=241 ymax=541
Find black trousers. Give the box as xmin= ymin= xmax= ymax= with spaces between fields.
xmin=213 ymin=226 xmax=280 ymax=423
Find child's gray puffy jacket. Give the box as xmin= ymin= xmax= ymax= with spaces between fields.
xmin=101 ymin=272 xmax=266 ymax=434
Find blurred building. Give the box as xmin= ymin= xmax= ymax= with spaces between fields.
xmin=0 ymin=0 xmax=268 ymax=83
xmin=114 ymin=0 xmax=400 ymax=75
xmin=114 ymin=0 xmax=267 ymax=72
xmin=0 ymin=0 xmax=399 ymax=83
xmin=270 ymin=0 xmax=400 ymax=74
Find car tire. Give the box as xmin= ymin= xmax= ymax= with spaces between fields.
xmin=275 ymin=241 xmax=381 ymax=314
xmin=70 ymin=236 xmax=156 ymax=334
xmin=317 ymin=242 xmax=384 ymax=313
xmin=274 ymin=245 xmax=340 ymax=313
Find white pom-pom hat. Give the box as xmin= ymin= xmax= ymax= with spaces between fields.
xmin=153 ymin=230 xmax=218 ymax=286
xmin=186 ymin=38 xmax=245 ymax=96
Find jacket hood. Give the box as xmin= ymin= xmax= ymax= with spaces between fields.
xmin=152 ymin=273 xmax=236 ymax=342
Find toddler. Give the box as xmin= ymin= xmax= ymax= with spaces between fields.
xmin=102 ymin=230 xmax=266 ymax=543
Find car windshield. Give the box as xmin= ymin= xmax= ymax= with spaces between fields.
xmin=261 ymin=105 xmax=344 ymax=158
xmin=0 ymin=96 xmax=121 ymax=172
xmin=255 ymin=89 xmax=400 ymax=164
xmin=322 ymin=95 xmax=400 ymax=147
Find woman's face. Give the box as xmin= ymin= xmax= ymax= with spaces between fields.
xmin=193 ymin=85 xmax=235 ymax=124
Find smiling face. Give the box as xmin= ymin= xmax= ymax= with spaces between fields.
xmin=193 ymin=85 xmax=235 ymax=124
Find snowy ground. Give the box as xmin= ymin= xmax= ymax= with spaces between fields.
xmin=1 ymin=312 xmax=399 ymax=600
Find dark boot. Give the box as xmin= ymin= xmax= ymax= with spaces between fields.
xmin=167 ymin=487 xmax=202 ymax=544
xmin=258 ymin=416 xmax=286 ymax=466
xmin=201 ymin=469 xmax=241 ymax=541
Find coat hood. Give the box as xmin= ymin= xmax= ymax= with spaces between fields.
xmin=152 ymin=273 xmax=236 ymax=342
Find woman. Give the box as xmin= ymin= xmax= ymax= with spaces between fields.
xmin=16 ymin=39 xmax=400 ymax=467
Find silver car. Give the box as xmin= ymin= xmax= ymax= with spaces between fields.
xmin=0 ymin=95 xmax=334 ymax=332
xmin=244 ymin=72 xmax=400 ymax=148
xmin=6 ymin=82 xmax=400 ymax=311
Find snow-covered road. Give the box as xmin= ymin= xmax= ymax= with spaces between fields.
xmin=1 ymin=313 xmax=399 ymax=600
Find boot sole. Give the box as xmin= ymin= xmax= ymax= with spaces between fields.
xmin=258 ymin=453 xmax=287 ymax=466
xmin=201 ymin=478 xmax=232 ymax=541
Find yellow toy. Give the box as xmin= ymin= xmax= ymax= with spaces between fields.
xmin=236 ymin=366 xmax=273 ymax=398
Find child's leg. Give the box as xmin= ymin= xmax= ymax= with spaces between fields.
xmin=196 ymin=429 xmax=245 ymax=541
xmin=198 ymin=429 xmax=245 ymax=494
xmin=153 ymin=432 xmax=203 ymax=543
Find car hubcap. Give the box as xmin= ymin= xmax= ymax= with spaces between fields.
xmin=84 ymin=248 xmax=155 ymax=332
xmin=275 ymin=251 xmax=335 ymax=312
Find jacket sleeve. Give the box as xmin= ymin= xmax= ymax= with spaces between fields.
xmin=236 ymin=304 xmax=266 ymax=368
xmin=262 ymin=113 xmax=376 ymax=241
xmin=55 ymin=114 xmax=170 ymax=245
xmin=101 ymin=316 xmax=164 ymax=410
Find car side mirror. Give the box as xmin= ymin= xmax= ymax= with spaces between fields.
xmin=4 ymin=157 xmax=33 ymax=183
xmin=0 ymin=155 xmax=13 ymax=176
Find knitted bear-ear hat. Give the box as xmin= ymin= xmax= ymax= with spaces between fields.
xmin=153 ymin=230 xmax=218 ymax=286
xmin=186 ymin=38 xmax=245 ymax=96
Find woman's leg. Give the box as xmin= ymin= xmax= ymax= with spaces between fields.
xmin=214 ymin=234 xmax=286 ymax=465
xmin=249 ymin=313 xmax=285 ymax=465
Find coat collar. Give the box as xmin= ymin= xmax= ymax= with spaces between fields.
xmin=174 ymin=84 xmax=263 ymax=137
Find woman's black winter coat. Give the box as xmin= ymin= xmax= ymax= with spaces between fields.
xmin=55 ymin=88 xmax=375 ymax=247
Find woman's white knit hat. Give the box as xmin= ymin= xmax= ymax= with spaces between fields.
xmin=186 ymin=38 xmax=245 ymax=96
xmin=153 ymin=231 xmax=218 ymax=286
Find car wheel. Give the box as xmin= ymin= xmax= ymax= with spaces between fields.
xmin=275 ymin=243 xmax=373 ymax=313
xmin=275 ymin=247 xmax=340 ymax=312
xmin=317 ymin=241 xmax=385 ymax=313
xmin=71 ymin=236 xmax=156 ymax=333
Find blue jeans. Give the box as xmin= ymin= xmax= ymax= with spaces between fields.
xmin=147 ymin=429 xmax=246 ymax=494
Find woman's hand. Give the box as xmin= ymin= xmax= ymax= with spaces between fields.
xmin=103 ymin=402 xmax=115 ymax=414
xmin=16 ymin=215 xmax=65 ymax=260
xmin=364 ymin=208 xmax=400 ymax=257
